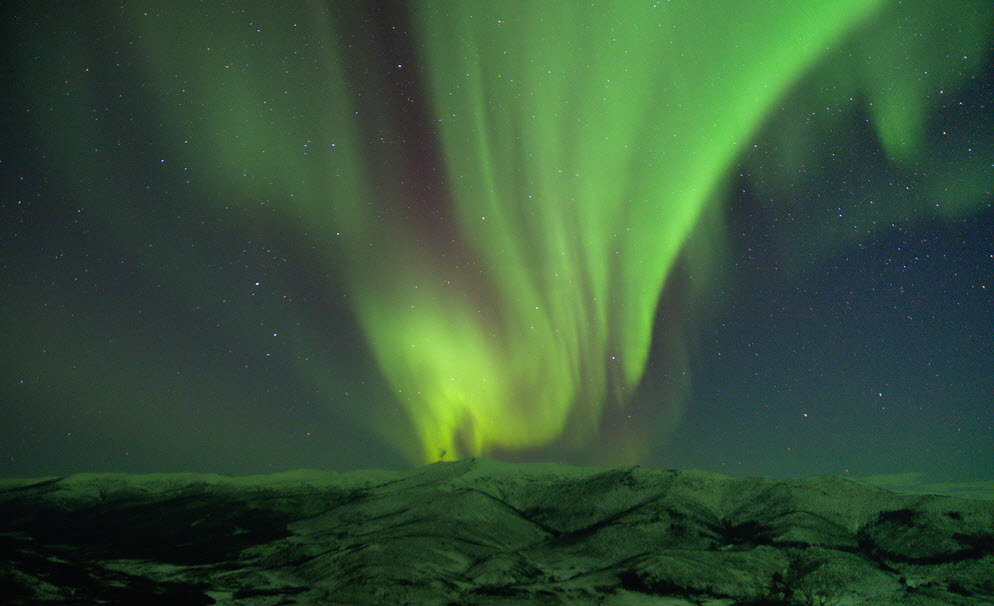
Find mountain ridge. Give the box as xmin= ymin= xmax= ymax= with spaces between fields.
xmin=2 ymin=459 xmax=992 ymax=604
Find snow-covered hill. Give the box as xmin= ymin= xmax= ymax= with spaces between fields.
xmin=2 ymin=459 xmax=992 ymax=604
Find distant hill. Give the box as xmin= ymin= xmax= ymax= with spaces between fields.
xmin=2 ymin=459 xmax=993 ymax=604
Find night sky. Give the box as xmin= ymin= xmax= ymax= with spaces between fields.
xmin=2 ymin=1 xmax=992 ymax=481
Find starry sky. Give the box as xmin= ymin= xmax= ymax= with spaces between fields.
xmin=1 ymin=1 xmax=992 ymax=481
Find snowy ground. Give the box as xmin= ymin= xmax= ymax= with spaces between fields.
xmin=2 ymin=459 xmax=993 ymax=604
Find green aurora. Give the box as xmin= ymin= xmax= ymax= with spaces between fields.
xmin=8 ymin=1 xmax=992 ymax=467
xmin=388 ymin=1 xmax=888 ymax=462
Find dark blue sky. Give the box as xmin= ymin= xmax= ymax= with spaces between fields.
xmin=2 ymin=2 xmax=991 ymax=480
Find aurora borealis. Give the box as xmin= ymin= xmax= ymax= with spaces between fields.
xmin=2 ymin=2 xmax=992 ymax=479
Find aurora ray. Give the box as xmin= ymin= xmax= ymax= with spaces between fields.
xmin=16 ymin=0 xmax=990 ymax=468
xmin=118 ymin=0 xmax=897 ymax=463
xmin=349 ymin=1 xmax=890 ymax=462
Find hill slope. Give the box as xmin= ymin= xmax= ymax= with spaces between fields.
xmin=2 ymin=459 xmax=992 ymax=604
